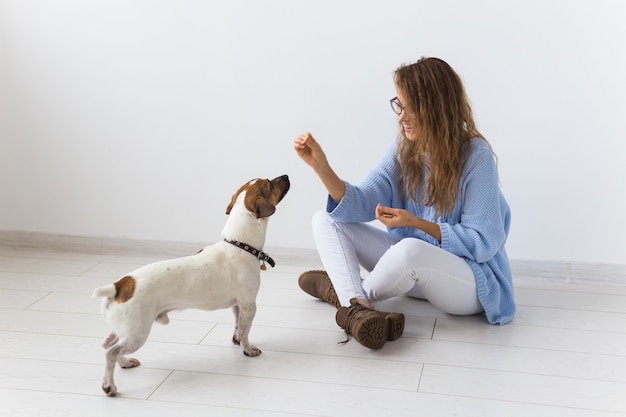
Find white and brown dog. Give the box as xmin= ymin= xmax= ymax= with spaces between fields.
xmin=92 ymin=175 xmax=289 ymax=396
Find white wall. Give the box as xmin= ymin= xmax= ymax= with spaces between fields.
xmin=0 ymin=0 xmax=624 ymax=264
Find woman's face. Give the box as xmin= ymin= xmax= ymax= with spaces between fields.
xmin=396 ymin=90 xmax=416 ymax=140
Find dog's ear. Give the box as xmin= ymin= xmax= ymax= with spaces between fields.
xmin=225 ymin=193 xmax=237 ymax=215
xmin=255 ymin=199 xmax=276 ymax=218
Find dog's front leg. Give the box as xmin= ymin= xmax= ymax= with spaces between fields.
xmin=232 ymin=302 xmax=261 ymax=357
xmin=231 ymin=305 xmax=240 ymax=346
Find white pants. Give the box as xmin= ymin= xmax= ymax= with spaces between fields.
xmin=312 ymin=210 xmax=483 ymax=316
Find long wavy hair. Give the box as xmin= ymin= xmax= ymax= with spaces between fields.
xmin=393 ymin=57 xmax=491 ymax=216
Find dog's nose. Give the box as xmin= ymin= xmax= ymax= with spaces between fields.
xmin=273 ymin=174 xmax=289 ymax=185
xmin=275 ymin=175 xmax=290 ymax=195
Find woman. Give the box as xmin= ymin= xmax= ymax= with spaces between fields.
xmin=293 ymin=57 xmax=515 ymax=350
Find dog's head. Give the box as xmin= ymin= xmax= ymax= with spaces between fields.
xmin=226 ymin=175 xmax=290 ymax=218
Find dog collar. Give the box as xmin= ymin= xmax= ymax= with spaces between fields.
xmin=223 ymin=239 xmax=275 ymax=270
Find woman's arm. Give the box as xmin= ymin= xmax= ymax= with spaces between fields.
xmin=293 ymin=132 xmax=345 ymax=203
xmin=376 ymin=204 xmax=442 ymax=242
xmin=439 ymin=143 xmax=509 ymax=262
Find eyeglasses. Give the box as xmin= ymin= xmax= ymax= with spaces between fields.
xmin=390 ymin=96 xmax=404 ymax=115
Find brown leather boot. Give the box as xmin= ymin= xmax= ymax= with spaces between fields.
xmin=335 ymin=298 xmax=405 ymax=349
xmin=300 ymin=271 xmax=405 ymax=342
xmin=377 ymin=309 xmax=405 ymax=342
xmin=298 ymin=270 xmax=341 ymax=308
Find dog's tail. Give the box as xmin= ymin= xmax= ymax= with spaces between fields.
xmin=92 ymin=284 xmax=117 ymax=298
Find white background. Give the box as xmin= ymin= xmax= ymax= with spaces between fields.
xmin=0 ymin=0 xmax=624 ymax=264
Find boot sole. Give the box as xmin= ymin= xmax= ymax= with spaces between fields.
xmin=353 ymin=314 xmax=387 ymax=350
xmin=384 ymin=313 xmax=405 ymax=341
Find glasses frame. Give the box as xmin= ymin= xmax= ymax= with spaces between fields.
xmin=390 ymin=96 xmax=404 ymax=115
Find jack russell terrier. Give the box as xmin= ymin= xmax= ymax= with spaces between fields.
xmin=92 ymin=175 xmax=290 ymax=396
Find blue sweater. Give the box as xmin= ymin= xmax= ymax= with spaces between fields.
xmin=326 ymin=139 xmax=515 ymax=324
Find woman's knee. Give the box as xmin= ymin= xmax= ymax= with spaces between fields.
xmin=385 ymin=238 xmax=430 ymax=262
xmin=311 ymin=210 xmax=334 ymax=240
xmin=364 ymin=240 xmax=425 ymax=301
xmin=312 ymin=209 xmax=332 ymax=228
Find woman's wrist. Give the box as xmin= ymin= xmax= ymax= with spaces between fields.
xmin=413 ymin=216 xmax=442 ymax=243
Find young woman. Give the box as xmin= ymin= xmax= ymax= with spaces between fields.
xmin=293 ymin=57 xmax=515 ymax=350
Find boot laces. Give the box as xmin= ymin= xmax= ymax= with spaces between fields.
xmin=338 ymin=301 xmax=375 ymax=345
xmin=324 ymin=284 xmax=340 ymax=307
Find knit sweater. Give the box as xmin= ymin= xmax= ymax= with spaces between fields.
xmin=326 ymin=138 xmax=515 ymax=324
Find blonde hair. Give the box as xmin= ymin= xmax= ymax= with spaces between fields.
xmin=393 ymin=57 xmax=491 ymax=216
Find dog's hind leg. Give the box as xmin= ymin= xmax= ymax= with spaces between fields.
xmin=233 ymin=302 xmax=261 ymax=357
xmin=100 ymin=327 xmax=150 ymax=396
xmin=102 ymin=333 xmax=118 ymax=349
xmin=117 ymin=356 xmax=141 ymax=368
xmin=102 ymin=341 xmax=143 ymax=396
xmin=102 ymin=344 xmax=122 ymax=396
xmin=101 ymin=333 xmax=127 ymax=395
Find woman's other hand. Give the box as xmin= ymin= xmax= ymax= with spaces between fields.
xmin=376 ymin=203 xmax=411 ymax=227
xmin=376 ymin=203 xmax=442 ymax=242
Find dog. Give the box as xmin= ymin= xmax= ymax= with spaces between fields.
xmin=92 ymin=175 xmax=290 ymax=396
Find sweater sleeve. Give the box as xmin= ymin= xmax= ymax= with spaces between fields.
xmin=439 ymin=143 xmax=510 ymax=263
xmin=327 ymin=142 xmax=398 ymax=223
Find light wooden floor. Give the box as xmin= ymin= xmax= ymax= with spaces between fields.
xmin=0 ymin=243 xmax=625 ymax=416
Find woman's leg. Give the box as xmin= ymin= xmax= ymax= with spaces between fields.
xmin=363 ymin=238 xmax=483 ymax=316
xmin=312 ymin=210 xmax=399 ymax=307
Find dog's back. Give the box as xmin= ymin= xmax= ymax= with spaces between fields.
xmin=93 ymin=245 xmax=260 ymax=319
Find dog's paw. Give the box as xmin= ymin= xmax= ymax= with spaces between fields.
xmin=102 ymin=382 xmax=117 ymax=397
xmin=243 ymin=345 xmax=262 ymax=357
xmin=118 ymin=357 xmax=141 ymax=368
xmin=232 ymin=335 xmax=241 ymax=346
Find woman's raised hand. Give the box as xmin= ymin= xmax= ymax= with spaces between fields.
xmin=293 ymin=132 xmax=329 ymax=171
xmin=293 ymin=132 xmax=345 ymax=203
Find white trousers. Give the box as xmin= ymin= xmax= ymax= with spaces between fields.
xmin=312 ymin=210 xmax=483 ymax=316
